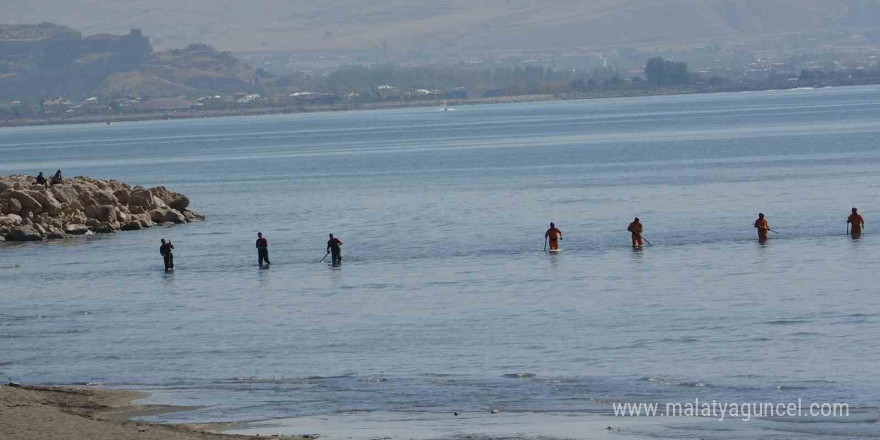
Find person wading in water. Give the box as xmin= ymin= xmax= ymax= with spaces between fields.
xmin=256 ymin=232 xmax=270 ymax=266
xmin=160 ymin=239 xmax=175 ymax=272
xmin=544 ymin=222 xmax=563 ymax=251
xmin=627 ymin=217 xmax=644 ymax=248
xmin=327 ymin=234 xmax=343 ymax=263
xmin=847 ymin=207 xmax=865 ymax=238
xmin=754 ymin=213 xmax=770 ymax=242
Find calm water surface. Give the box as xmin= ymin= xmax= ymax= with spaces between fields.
xmin=1 ymin=87 xmax=879 ymax=439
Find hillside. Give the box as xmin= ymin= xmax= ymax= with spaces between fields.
xmin=0 ymin=25 xmax=256 ymax=100
xmin=6 ymin=0 xmax=880 ymax=53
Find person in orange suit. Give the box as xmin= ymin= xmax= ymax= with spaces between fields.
xmin=627 ymin=217 xmax=644 ymax=248
xmin=847 ymin=207 xmax=865 ymax=238
xmin=754 ymin=213 xmax=769 ymax=241
xmin=544 ymin=222 xmax=563 ymax=251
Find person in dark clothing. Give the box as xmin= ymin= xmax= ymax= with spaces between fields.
xmin=256 ymin=232 xmax=270 ymax=266
xmin=160 ymin=239 xmax=174 ymax=272
xmin=50 ymin=170 xmax=63 ymax=185
xmin=35 ymin=172 xmax=47 ymax=186
xmin=327 ymin=234 xmax=343 ymax=263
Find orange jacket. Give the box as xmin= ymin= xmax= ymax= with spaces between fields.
xmin=754 ymin=218 xmax=769 ymax=230
xmin=545 ymin=228 xmax=562 ymax=240
xmin=627 ymin=222 xmax=643 ymax=234
xmin=848 ymin=214 xmax=864 ymax=227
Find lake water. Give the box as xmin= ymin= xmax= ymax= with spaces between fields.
xmin=1 ymin=86 xmax=879 ymax=440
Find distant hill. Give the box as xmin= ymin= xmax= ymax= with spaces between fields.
xmin=5 ymin=0 xmax=880 ymax=53
xmin=0 ymin=24 xmax=256 ymax=100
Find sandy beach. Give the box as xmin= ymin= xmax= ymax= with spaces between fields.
xmin=0 ymin=383 xmax=306 ymax=440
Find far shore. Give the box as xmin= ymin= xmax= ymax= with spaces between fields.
xmin=0 ymin=383 xmax=307 ymax=440
xmin=3 ymin=81 xmax=875 ymax=129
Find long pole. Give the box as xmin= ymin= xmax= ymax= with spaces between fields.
xmin=543 ymin=237 xmax=547 ymax=252
xmin=847 ymin=222 xmax=850 ymax=236
xmin=636 ymin=233 xmax=652 ymax=246
xmin=768 ymin=229 xmax=779 ymax=234
xmin=320 ymin=251 xmax=330 ymax=263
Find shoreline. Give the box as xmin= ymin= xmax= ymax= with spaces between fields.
xmin=0 ymin=94 xmax=557 ymax=128
xmin=3 ymin=81 xmax=876 ymax=129
xmin=0 ymin=383 xmax=305 ymax=440
xmin=0 ymin=383 xmax=672 ymax=440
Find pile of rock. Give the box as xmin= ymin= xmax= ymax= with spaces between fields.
xmin=0 ymin=175 xmax=204 ymax=242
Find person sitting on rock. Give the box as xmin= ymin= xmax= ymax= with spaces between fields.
xmin=34 ymin=172 xmax=47 ymax=187
xmin=50 ymin=170 xmax=63 ymax=185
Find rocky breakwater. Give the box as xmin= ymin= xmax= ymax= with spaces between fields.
xmin=0 ymin=175 xmax=204 ymax=242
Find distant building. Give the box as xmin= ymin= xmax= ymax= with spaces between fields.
xmin=236 ymin=94 xmax=261 ymax=103
xmin=482 ymin=89 xmax=503 ymax=98
xmin=447 ymin=88 xmax=468 ymax=99
xmin=378 ymin=85 xmax=400 ymax=100
xmin=131 ymin=98 xmax=198 ymax=112
xmin=283 ymin=92 xmax=341 ymax=105
xmin=42 ymin=97 xmax=71 ymax=108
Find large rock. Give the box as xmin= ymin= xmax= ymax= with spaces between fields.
xmin=129 ymin=189 xmax=154 ymax=210
xmin=96 ymin=205 xmax=116 ymax=223
xmin=152 ymin=196 xmax=168 ymax=209
xmin=113 ymin=188 xmax=131 ymax=205
xmin=50 ymin=185 xmax=79 ymax=205
xmin=84 ymin=204 xmax=99 ymax=219
xmin=46 ymin=227 xmax=67 ymax=239
xmin=120 ymin=221 xmax=142 ymax=231
xmin=64 ymin=224 xmax=89 ymax=235
xmin=92 ymin=191 xmax=118 ymax=206
xmin=182 ymin=209 xmax=205 ymax=222
xmin=115 ymin=208 xmax=129 ymax=223
xmin=165 ymin=209 xmax=186 ymax=224
xmin=150 ymin=186 xmax=189 ymax=211
xmin=1 ymin=174 xmax=201 ymax=244
xmin=77 ymin=192 xmax=96 ymax=208
xmin=6 ymin=226 xmax=43 ymax=241
xmin=0 ymin=214 xmax=23 ymax=227
xmin=28 ymin=190 xmax=64 ymax=216
xmin=169 ymin=195 xmax=190 ymax=211
xmin=3 ymin=198 xmax=22 ymax=214
xmin=131 ymin=213 xmax=154 ymax=228
xmin=149 ymin=208 xmax=184 ymax=223
xmin=93 ymin=223 xmax=117 ymax=234
xmin=7 ymin=190 xmax=42 ymax=212
xmin=148 ymin=186 xmax=175 ymax=204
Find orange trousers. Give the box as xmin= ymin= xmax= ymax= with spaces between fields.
xmin=631 ymin=233 xmax=643 ymax=247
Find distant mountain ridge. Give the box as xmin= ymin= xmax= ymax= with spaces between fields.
xmin=0 ymin=24 xmax=256 ymax=100
xmin=5 ymin=0 xmax=880 ymax=53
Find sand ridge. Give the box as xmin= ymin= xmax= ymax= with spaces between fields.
xmin=0 ymin=384 xmax=306 ymax=440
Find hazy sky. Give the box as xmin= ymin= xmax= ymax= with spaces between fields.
xmin=3 ymin=1 xmax=872 ymax=52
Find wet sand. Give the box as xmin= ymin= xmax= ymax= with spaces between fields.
xmin=0 ymin=384 xmax=306 ymax=440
